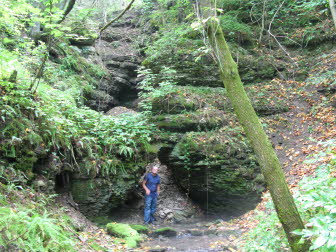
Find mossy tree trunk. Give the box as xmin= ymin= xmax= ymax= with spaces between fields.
xmin=198 ymin=2 xmax=310 ymax=251
xmin=329 ymin=0 xmax=336 ymax=28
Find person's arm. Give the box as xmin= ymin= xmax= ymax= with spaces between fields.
xmin=157 ymin=184 xmax=160 ymax=196
xmin=142 ymin=179 xmax=150 ymax=195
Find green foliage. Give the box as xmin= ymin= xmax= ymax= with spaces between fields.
xmin=0 ymin=182 xmax=78 ymax=251
xmin=143 ymin=23 xmax=203 ymax=67
xmin=144 ymin=0 xmax=194 ymax=26
xmin=219 ymin=14 xmax=253 ymax=43
xmin=1 ymin=78 xmax=154 ymax=175
xmin=0 ymin=208 xmax=76 ymax=251
xmin=138 ymin=67 xmax=178 ymax=112
xmin=293 ymin=144 xmax=336 ymax=251
xmin=0 ymin=0 xmax=154 ymax=178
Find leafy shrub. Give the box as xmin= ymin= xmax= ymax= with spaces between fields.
xmin=0 ymin=179 xmax=78 ymax=252
xmin=143 ymin=23 xmax=203 ymax=67
xmin=1 ymin=59 xmax=154 ymax=177
xmin=138 ymin=67 xmax=178 ymax=112
xmin=0 ymin=0 xmax=154 ymax=177
xmin=0 ymin=207 xmax=76 ymax=251
xmin=293 ymin=144 xmax=336 ymax=251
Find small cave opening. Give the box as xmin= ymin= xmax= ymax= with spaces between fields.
xmin=123 ymin=190 xmax=143 ymax=209
xmin=102 ymin=188 xmax=145 ymax=224
xmin=118 ymin=86 xmax=139 ymax=109
xmin=55 ymin=172 xmax=72 ymax=193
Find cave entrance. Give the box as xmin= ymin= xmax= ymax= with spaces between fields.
xmin=55 ymin=171 xmax=72 ymax=193
xmin=118 ymin=85 xmax=139 ymax=109
xmin=157 ymin=146 xmax=262 ymax=219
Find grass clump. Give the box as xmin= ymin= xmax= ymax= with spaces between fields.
xmin=106 ymin=223 xmax=142 ymax=248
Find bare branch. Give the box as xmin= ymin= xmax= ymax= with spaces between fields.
xmin=267 ymin=0 xmax=298 ymax=66
xmin=99 ymin=0 xmax=136 ymax=34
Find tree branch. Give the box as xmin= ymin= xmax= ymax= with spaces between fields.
xmin=99 ymin=0 xmax=136 ymax=34
xmin=58 ymin=0 xmax=77 ymax=24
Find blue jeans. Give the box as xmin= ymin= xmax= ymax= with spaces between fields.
xmin=144 ymin=193 xmax=157 ymax=224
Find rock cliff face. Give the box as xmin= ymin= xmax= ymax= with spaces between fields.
xmin=53 ymin=12 xmax=148 ymax=217
xmin=60 ymin=9 xmax=293 ymax=218
xmin=73 ymin=11 xmax=144 ymax=112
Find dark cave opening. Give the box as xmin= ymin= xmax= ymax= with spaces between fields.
xmin=55 ymin=172 xmax=72 ymax=193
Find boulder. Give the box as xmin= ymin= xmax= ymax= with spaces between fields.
xmin=153 ymin=108 xmax=230 ymax=133
xmin=164 ymin=127 xmax=265 ymax=214
xmin=101 ymin=33 xmax=123 ymax=42
xmin=69 ymin=36 xmax=96 ymax=46
xmin=187 ymin=229 xmax=204 ymax=236
xmin=103 ymin=55 xmax=137 ymax=62
xmin=151 ymin=227 xmax=177 ymax=238
xmin=112 ymin=76 xmax=131 ymax=88
xmin=105 ymin=60 xmax=121 ymax=68
xmin=109 ymin=69 xmax=131 ymax=80
xmin=80 ymin=46 xmax=97 ymax=57
xmin=120 ymin=62 xmax=139 ymax=71
xmin=84 ymin=90 xmax=118 ymax=112
xmin=106 ymin=106 xmax=137 ymax=116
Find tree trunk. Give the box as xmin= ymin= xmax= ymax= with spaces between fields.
xmin=329 ymin=0 xmax=336 ymax=28
xmin=202 ymin=13 xmax=310 ymax=252
xmin=58 ymin=0 xmax=77 ymax=23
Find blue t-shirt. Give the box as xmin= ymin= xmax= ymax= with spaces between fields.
xmin=144 ymin=173 xmax=160 ymax=194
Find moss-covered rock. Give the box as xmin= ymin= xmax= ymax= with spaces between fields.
xmin=69 ymin=36 xmax=96 ymax=46
xmin=130 ymin=224 xmax=150 ymax=234
xmin=70 ymin=172 xmax=139 ymax=217
xmin=153 ymin=108 xmax=231 ymax=132
xmin=150 ymin=84 xmax=289 ymax=117
xmin=151 ymin=86 xmax=229 ymax=114
xmin=152 ymin=227 xmax=177 ymax=237
xmin=106 ymin=223 xmax=142 ymax=248
xmin=165 ymin=126 xmax=265 ymax=212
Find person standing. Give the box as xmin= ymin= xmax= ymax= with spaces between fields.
xmin=142 ymin=165 xmax=160 ymax=225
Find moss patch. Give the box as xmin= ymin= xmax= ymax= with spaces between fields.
xmin=106 ymin=223 xmax=141 ymax=248
xmin=129 ymin=224 xmax=150 ymax=234
xmin=150 ymin=84 xmax=289 ymax=117
xmin=153 ymin=108 xmax=231 ymax=132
